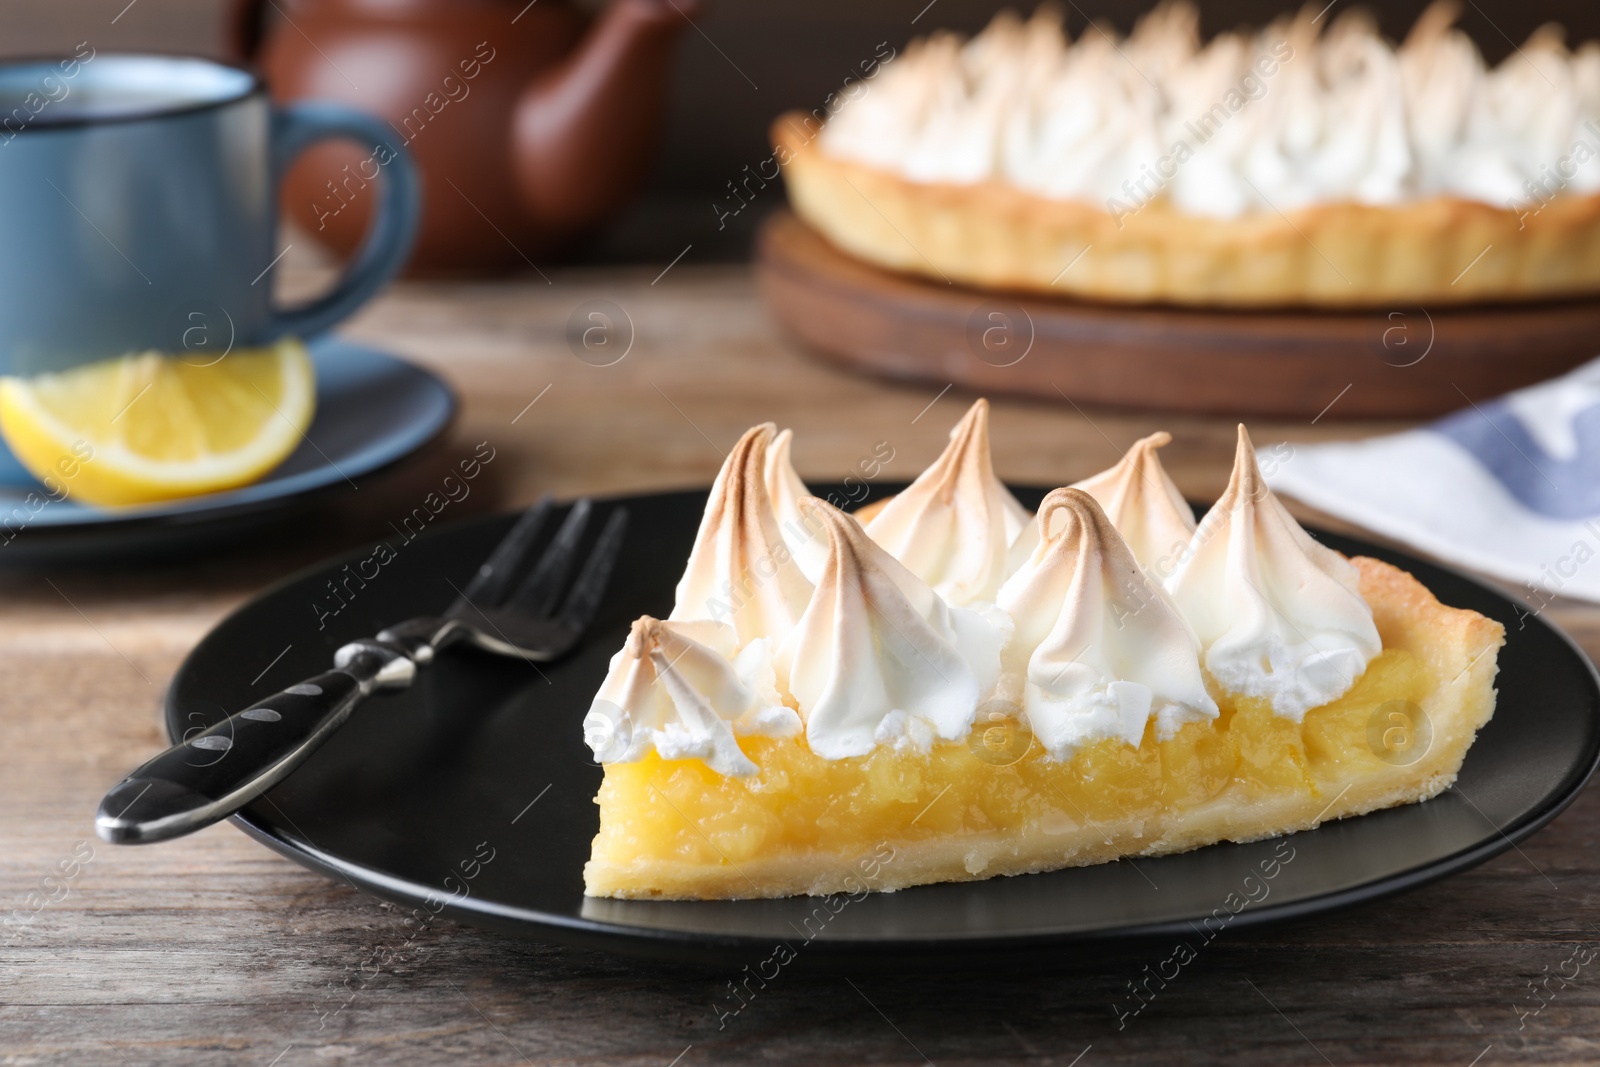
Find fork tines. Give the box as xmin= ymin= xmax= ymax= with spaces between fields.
xmin=447 ymin=498 xmax=626 ymax=633
xmin=554 ymin=508 xmax=627 ymax=631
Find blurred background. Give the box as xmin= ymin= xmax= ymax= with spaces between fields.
xmin=9 ymin=0 xmax=1599 ymax=262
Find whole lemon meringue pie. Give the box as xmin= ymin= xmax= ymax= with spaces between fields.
xmin=775 ymin=1 xmax=1600 ymax=307
xmin=582 ymin=403 xmax=1502 ymax=900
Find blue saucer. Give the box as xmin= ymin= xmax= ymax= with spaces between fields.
xmin=0 ymin=338 xmax=455 ymax=561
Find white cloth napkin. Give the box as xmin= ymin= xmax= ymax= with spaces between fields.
xmin=1264 ymin=357 xmax=1600 ymax=605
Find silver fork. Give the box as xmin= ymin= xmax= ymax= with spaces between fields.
xmin=95 ymin=498 xmax=628 ymax=845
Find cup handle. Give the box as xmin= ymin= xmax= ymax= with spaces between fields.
xmin=262 ymin=102 xmax=420 ymax=341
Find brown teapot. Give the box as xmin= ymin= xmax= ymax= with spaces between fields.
xmin=232 ymin=0 xmax=697 ymax=276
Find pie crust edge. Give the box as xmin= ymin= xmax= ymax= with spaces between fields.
xmin=774 ymin=114 xmax=1600 ymax=309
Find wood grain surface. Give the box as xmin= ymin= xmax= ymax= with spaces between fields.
xmin=1 ymin=258 xmax=1597 ymax=1066
xmin=755 ymin=210 xmax=1600 ymax=419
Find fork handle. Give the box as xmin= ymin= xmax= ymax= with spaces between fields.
xmin=96 ymin=644 xmax=411 ymax=845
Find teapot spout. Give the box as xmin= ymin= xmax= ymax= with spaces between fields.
xmin=513 ymin=0 xmax=697 ymax=235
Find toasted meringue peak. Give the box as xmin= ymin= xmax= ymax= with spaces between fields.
xmin=671 ymin=424 xmax=814 ymax=646
xmin=821 ymin=1 xmax=1600 ymax=215
xmin=1072 ymin=432 xmax=1197 ymax=574
xmin=763 ymin=428 xmax=830 ymax=584
xmin=865 ymin=399 xmax=1032 ymax=604
xmin=1165 ymin=425 xmax=1381 ymax=719
xmin=997 ymin=488 xmax=1216 ymax=758
xmin=782 ymin=498 xmax=1006 ymax=759
xmin=583 ymin=617 xmax=801 ymax=778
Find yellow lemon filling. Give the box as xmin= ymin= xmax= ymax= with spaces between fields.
xmin=590 ymin=649 xmax=1428 ymax=879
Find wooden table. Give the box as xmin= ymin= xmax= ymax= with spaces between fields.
xmin=3 ymin=261 xmax=1596 ymax=1066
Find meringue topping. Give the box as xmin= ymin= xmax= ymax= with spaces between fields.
xmin=583 ymin=617 xmax=801 ymax=778
xmin=670 ymin=424 xmax=814 ymax=647
xmin=1072 ymin=432 xmax=1197 ymax=575
xmin=763 ymin=428 xmax=830 ymax=584
xmin=590 ymin=412 xmax=1391 ymax=775
xmin=997 ymin=488 xmax=1216 ymax=757
xmin=820 ymin=2 xmax=1600 ymax=217
xmin=781 ymin=498 xmax=1006 ymax=759
xmin=1165 ymin=425 xmax=1381 ymax=719
xmin=865 ymin=399 xmax=1033 ymax=604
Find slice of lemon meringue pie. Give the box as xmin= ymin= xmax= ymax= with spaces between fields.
xmin=583 ymin=408 xmax=1503 ymax=900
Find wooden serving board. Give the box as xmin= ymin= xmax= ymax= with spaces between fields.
xmin=755 ymin=209 xmax=1600 ymax=419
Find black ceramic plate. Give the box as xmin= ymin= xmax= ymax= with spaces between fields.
xmin=0 ymin=338 xmax=455 ymax=564
xmin=165 ymin=488 xmax=1600 ymax=967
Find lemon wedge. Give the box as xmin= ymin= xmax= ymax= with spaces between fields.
xmin=0 ymin=339 xmax=315 ymax=507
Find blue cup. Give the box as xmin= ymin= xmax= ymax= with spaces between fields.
xmin=0 ymin=52 xmax=420 ymax=375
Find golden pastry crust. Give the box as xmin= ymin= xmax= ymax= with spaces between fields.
xmin=775 ymin=114 xmax=1600 ymax=309
xmin=584 ymin=556 xmax=1504 ymax=899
